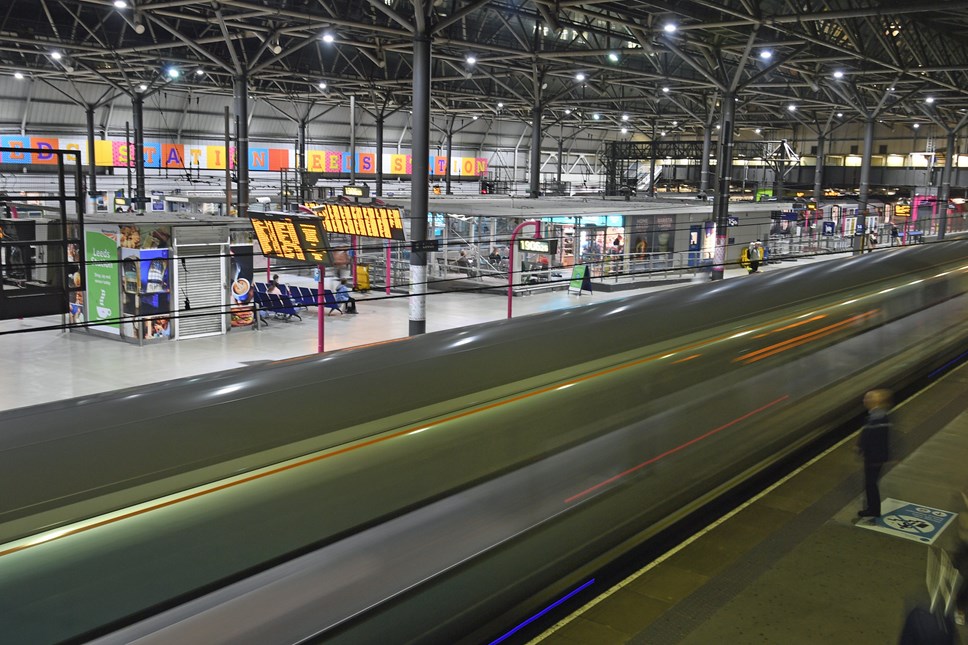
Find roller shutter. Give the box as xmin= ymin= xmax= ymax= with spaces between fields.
xmin=172 ymin=226 xmax=228 ymax=340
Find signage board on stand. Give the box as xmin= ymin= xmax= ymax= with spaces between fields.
xmin=568 ymin=265 xmax=592 ymax=295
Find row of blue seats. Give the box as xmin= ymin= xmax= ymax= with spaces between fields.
xmin=251 ymin=283 xmax=344 ymax=319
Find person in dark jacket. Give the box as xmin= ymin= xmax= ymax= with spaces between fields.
xmin=858 ymin=389 xmax=892 ymax=518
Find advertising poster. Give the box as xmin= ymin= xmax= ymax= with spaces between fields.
xmin=84 ymin=226 xmax=121 ymax=333
xmin=121 ymin=248 xmax=171 ymax=340
xmin=119 ymin=224 xmax=172 ymax=250
xmin=229 ymin=244 xmax=255 ymax=327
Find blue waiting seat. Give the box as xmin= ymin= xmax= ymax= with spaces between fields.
xmin=270 ymin=293 xmax=301 ymax=321
xmin=322 ymin=289 xmax=343 ymax=315
xmin=291 ymin=286 xmax=316 ymax=309
xmin=254 ymin=291 xmax=301 ymax=321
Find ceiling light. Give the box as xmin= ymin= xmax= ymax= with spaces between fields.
xmin=138 ymin=83 xmax=147 ymax=91
xmin=754 ymin=128 xmax=761 ymax=134
xmin=663 ymin=23 xmax=677 ymax=34
xmin=716 ymin=124 xmax=721 ymax=129
xmin=322 ymin=32 xmax=335 ymax=44
xmin=14 ymin=72 xmax=24 ymax=80
xmin=271 ymin=40 xmax=282 ymax=55
xmin=621 ymin=127 xmax=628 ymax=134
xmin=787 ymin=104 xmax=796 ymax=112
xmin=51 ymin=51 xmax=62 ymax=60
xmin=575 ymin=72 xmax=586 ymax=82
xmin=113 ymin=0 xmax=127 ymax=7
xmin=497 ymin=102 xmax=504 ymax=108
xmin=133 ymin=21 xmax=145 ymax=34
xmin=833 ymin=70 xmax=844 ymax=79
xmin=166 ymin=67 xmax=179 ymax=79
xmin=196 ymin=69 xmax=205 ymax=76
xmin=607 ymin=52 xmax=619 ymax=63
xmin=662 ymin=86 xmax=670 ymax=93
xmin=472 ymin=115 xmax=478 ymax=120
xmin=760 ymin=50 xmax=772 ymax=60
xmin=913 ymin=123 xmax=920 ymax=129
xmin=593 ymin=113 xmax=601 ymax=120
xmin=888 ymin=86 xmax=895 ymax=91
xmin=672 ymin=120 xmax=678 ymax=126
xmin=465 ymin=55 xmax=476 ymax=65
xmin=318 ymin=81 xmax=327 ymax=89
xmin=660 ymin=131 xmax=666 ymax=136
xmin=621 ymin=114 xmax=629 ymax=121
xmin=925 ymin=96 xmax=935 ymax=104
xmin=565 ymin=108 xmax=572 ymax=114
xmin=837 ymin=112 xmax=843 ymax=117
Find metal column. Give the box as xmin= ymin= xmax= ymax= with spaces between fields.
xmin=529 ymin=104 xmax=542 ymax=198
xmin=939 ymin=129 xmax=956 ymax=240
xmin=409 ymin=29 xmax=431 ymax=336
xmin=813 ymin=133 xmax=825 ymax=204
xmin=224 ymin=106 xmax=232 ymax=216
xmin=297 ymin=119 xmax=307 ymax=201
xmin=700 ymin=127 xmax=712 ymax=193
xmin=857 ymin=117 xmax=874 ymax=220
xmin=132 ymin=94 xmax=146 ymax=211
xmin=234 ymin=74 xmax=250 ymax=217
xmin=649 ymin=119 xmax=658 ymax=198
xmin=85 ymin=106 xmax=97 ymax=204
xmin=376 ymin=116 xmax=385 ymax=196
xmin=711 ymin=93 xmax=735 ymax=281
xmin=556 ymin=138 xmax=563 ymax=186
xmin=349 ymin=95 xmax=356 ymax=185
xmin=445 ymin=130 xmax=453 ymax=194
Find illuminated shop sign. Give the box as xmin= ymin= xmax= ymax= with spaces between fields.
xmin=342 ymin=184 xmax=370 ymax=198
xmin=518 ymin=239 xmax=559 ymax=254
xmin=315 ymin=203 xmax=406 ymax=240
xmin=249 ymin=213 xmax=333 ymax=264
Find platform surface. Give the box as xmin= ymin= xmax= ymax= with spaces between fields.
xmin=532 ymin=359 xmax=968 ymax=645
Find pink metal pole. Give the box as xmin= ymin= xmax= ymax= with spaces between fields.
xmin=266 ymin=257 xmax=271 ymax=283
xmin=317 ymin=264 xmax=325 ymax=353
xmin=507 ymin=219 xmax=542 ymax=319
xmin=351 ymin=235 xmax=358 ymax=286
xmin=385 ymin=240 xmax=391 ymax=295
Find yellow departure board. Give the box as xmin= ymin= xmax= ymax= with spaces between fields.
xmin=316 ymin=203 xmax=406 ymax=240
xmin=249 ymin=213 xmax=334 ymax=264
xmin=895 ymin=203 xmax=911 ymax=218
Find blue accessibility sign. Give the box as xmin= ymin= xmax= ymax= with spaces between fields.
xmin=822 ymin=221 xmax=835 ymax=236
xmin=857 ymin=498 xmax=957 ymax=544
xmin=727 ymin=216 xmax=740 ymax=227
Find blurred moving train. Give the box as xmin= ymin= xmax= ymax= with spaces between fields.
xmin=1 ymin=241 xmax=968 ymax=644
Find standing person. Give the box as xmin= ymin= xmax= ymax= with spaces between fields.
xmin=748 ymin=240 xmax=763 ymax=273
xmin=336 ymin=279 xmax=357 ymax=314
xmin=857 ymin=389 xmax=892 ymax=518
xmin=891 ymin=224 xmax=900 ymax=246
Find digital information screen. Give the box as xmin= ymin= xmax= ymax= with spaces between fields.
xmin=316 ymin=204 xmax=407 ymax=240
xmin=895 ymin=204 xmax=911 ymax=218
xmin=249 ymin=213 xmax=334 ymax=264
xmin=518 ymin=239 xmax=558 ymax=254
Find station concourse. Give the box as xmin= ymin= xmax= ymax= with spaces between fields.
xmin=2 ymin=1 xmax=968 ymax=642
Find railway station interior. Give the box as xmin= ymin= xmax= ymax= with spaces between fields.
xmin=1 ymin=1 xmax=968 ymax=643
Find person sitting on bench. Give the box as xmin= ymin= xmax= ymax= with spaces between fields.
xmin=336 ymin=279 xmax=358 ymax=314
